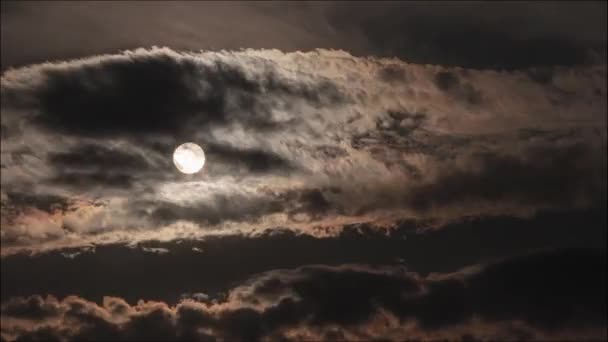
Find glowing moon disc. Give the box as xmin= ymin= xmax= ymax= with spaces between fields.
xmin=173 ymin=143 xmax=206 ymax=174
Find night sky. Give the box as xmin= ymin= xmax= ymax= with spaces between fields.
xmin=1 ymin=1 xmax=606 ymax=341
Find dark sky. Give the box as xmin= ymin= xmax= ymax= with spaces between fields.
xmin=1 ymin=1 xmax=606 ymax=341
xmin=2 ymin=1 xmax=606 ymax=69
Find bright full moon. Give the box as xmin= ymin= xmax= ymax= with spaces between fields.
xmin=173 ymin=142 xmax=206 ymax=174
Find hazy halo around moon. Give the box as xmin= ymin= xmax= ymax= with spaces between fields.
xmin=173 ymin=142 xmax=206 ymax=174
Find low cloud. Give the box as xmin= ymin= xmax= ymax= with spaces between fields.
xmin=1 ymin=248 xmax=605 ymax=341
xmin=3 ymin=208 xmax=605 ymax=304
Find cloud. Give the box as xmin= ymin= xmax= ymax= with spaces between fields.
xmin=44 ymin=143 xmax=155 ymax=189
xmin=3 ymin=49 xmax=342 ymax=138
xmin=2 ymin=207 xmax=605 ymax=309
xmin=1 ymin=47 xmax=606 ymax=255
xmin=325 ymin=1 xmax=607 ymax=69
xmin=406 ymin=143 xmax=606 ymax=212
xmin=1 ymin=248 xmax=605 ymax=341
xmin=1 ymin=2 xmax=605 ymax=70
xmin=1 ymin=192 xmax=70 ymax=214
xmin=48 ymin=144 xmax=150 ymax=171
xmin=434 ymin=71 xmax=482 ymax=105
xmin=204 ymin=143 xmax=297 ymax=175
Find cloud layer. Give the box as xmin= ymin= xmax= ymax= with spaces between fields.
xmin=2 ymin=2 xmax=606 ymax=70
xmin=1 ymin=47 xmax=606 ymax=255
xmin=3 ymin=207 xmax=605 ymax=305
xmin=1 ymin=248 xmax=605 ymax=341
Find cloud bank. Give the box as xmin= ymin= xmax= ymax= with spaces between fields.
xmin=1 ymin=47 xmax=606 ymax=255
xmin=1 ymin=248 xmax=605 ymax=341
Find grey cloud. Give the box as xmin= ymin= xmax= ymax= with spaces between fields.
xmin=204 ymin=143 xmax=297 ymax=175
xmin=1 ymin=48 xmax=605 ymax=254
xmin=310 ymin=145 xmax=348 ymax=160
xmin=434 ymin=71 xmax=483 ymax=105
xmin=141 ymin=195 xmax=284 ymax=227
xmin=1 ymin=48 xmax=341 ymax=196
xmin=45 ymin=143 xmax=174 ymax=190
xmin=6 ymin=51 xmax=342 ymax=139
xmin=377 ymin=64 xmax=407 ymax=83
xmin=376 ymin=111 xmax=427 ymax=137
xmin=1 ymin=192 xmax=70 ymax=214
xmin=49 ymin=172 xmax=135 ymax=189
xmin=48 ymin=144 xmax=150 ymax=171
xmin=407 ymin=143 xmax=607 ymax=212
xmin=134 ymin=186 xmax=337 ymax=227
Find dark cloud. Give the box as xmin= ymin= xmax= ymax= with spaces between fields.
xmin=0 ymin=123 xmax=18 ymax=140
xmin=327 ymin=1 xmax=607 ymax=69
xmin=2 ymin=207 xmax=605 ymax=304
xmin=44 ymin=144 xmax=154 ymax=189
xmin=526 ymin=67 xmax=556 ymax=85
xmin=1 ymin=248 xmax=605 ymax=341
xmin=2 ymin=2 xmax=605 ymax=70
xmin=378 ymin=111 xmax=427 ymax=136
xmin=1 ymin=192 xmax=70 ymax=214
xmin=2 ymin=296 xmax=61 ymax=320
xmin=352 ymin=110 xmax=431 ymax=163
xmin=351 ymin=110 xmax=451 ymax=177
xmin=0 ymin=1 xmax=336 ymax=70
xmin=434 ymin=71 xmax=460 ymax=91
xmin=236 ymin=249 xmax=605 ymax=334
xmin=377 ymin=64 xmax=407 ymax=83
xmin=0 ymin=193 xmax=73 ymax=243
xmin=463 ymin=249 xmax=607 ymax=331
xmin=12 ymin=327 xmax=64 ymax=342
xmin=133 ymin=186 xmax=336 ymax=227
xmin=49 ymin=172 xmax=135 ymax=189
xmin=310 ymin=145 xmax=348 ymax=160
xmin=5 ymin=51 xmax=342 ymax=139
xmin=35 ymin=55 xmax=208 ymax=137
xmin=204 ymin=143 xmax=297 ymax=174
xmin=349 ymin=110 xmax=606 ymax=215
xmin=2 ymin=48 xmax=604 ymax=253
xmin=141 ymin=194 xmax=284 ymax=226
xmin=291 ymin=188 xmax=332 ymax=218
xmin=408 ymin=143 xmax=607 ymax=212
xmin=1 ymin=4 xmax=606 ymax=341
xmin=48 ymin=144 xmax=150 ymax=171
xmin=434 ymin=71 xmax=482 ymax=105
xmin=282 ymin=267 xmax=420 ymax=326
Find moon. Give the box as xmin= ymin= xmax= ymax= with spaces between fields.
xmin=173 ymin=142 xmax=206 ymax=174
